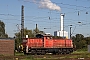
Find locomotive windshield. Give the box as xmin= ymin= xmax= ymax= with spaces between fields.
xmin=36 ymin=34 xmax=44 ymax=38
xmin=36 ymin=34 xmax=52 ymax=39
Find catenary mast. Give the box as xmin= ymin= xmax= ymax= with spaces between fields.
xmin=21 ymin=5 xmax=24 ymax=40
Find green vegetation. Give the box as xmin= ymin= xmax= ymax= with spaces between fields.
xmin=14 ymin=49 xmax=90 ymax=60
xmin=21 ymin=55 xmax=34 ymax=60
xmin=15 ymin=52 xmax=24 ymax=56
xmin=0 ymin=20 xmax=8 ymax=38
xmin=1 ymin=49 xmax=88 ymax=60
xmin=71 ymin=49 xmax=90 ymax=58
xmin=58 ymin=49 xmax=90 ymax=59
xmin=72 ymin=34 xmax=90 ymax=49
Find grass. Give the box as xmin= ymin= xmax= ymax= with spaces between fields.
xmin=21 ymin=55 xmax=34 ymax=60
xmin=15 ymin=52 xmax=24 ymax=56
xmin=72 ymin=48 xmax=89 ymax=54
xmin=14 ymin=49 xmax=90 ymax=60
xmin=70 ymin=49 xmax=90 ymax=58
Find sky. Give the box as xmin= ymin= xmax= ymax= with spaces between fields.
xmin=0 ymin=0 xmax=90 ymax=38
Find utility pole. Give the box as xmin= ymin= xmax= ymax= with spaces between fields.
xmin=70 ymin=27 xmax=72 ymax=39
xmin=21 ymin=5 xmax=24 ymax=41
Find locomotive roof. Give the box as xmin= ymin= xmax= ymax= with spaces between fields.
xmin=43 ymin=34 xmax=52 ymax=37
xmin=36 ymin=34 xmax=52 ymax=37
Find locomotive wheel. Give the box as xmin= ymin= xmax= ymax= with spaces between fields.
xmin=52 ymin=52 xmax=56 ymax=55
xmin=66 ymin=49 xmax=70 ymax=54
xmin=58 ymin=50 xmax=62 ymax=54
xmin=31 ymin=50 xmax=36 ymax=55
xmin=36 ymin=50 xmax=41 ymax=55
xmin=41 ymin=50 xmax=45 ymax=55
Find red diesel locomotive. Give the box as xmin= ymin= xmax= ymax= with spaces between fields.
xmin=22 ymin=34 xmax=74 ymax=55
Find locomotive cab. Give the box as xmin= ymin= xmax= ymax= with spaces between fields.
xmin=43 ymin=34 xmax=52 ymax=39
xmin=36 ymin=34 xmax=52 ymax=40
xmin=36 ymin=34 xmax=44 ymax=38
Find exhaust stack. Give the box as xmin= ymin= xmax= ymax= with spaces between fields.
xmin=60 ymin=14 xmax=65 ymax=31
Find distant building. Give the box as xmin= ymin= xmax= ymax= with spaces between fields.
xmin=54 ymin=31 xmax=68 ymax=39
xmin=54 ymin=13 xmax=68 ymax=39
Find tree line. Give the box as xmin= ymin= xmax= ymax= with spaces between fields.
xmin=0 ymin=20 xmax=8 ymax=38
xmin=72 ymin=34 xmax=90 ymax=49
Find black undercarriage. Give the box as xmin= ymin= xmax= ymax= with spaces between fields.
xmin=24 ymin=47 xmax=73 ymax=55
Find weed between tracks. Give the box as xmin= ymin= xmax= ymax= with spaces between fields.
xmin=1 ymin=49 xmax=90 ymax=60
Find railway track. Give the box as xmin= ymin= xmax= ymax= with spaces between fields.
xmin=0 ymin=53 xmax=90 ymax=60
